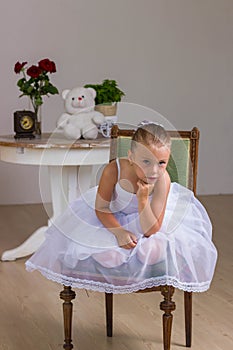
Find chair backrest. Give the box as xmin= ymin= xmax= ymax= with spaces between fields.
xmin=110 ymin=125 xmax=200 ymax=195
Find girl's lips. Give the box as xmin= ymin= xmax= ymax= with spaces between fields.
xmin=142 ymin=176 xmax=158 ymax=184
xmin=147 ymin=176 xmax=158 ymax=181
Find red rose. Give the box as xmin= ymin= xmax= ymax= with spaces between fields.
xmin=38 ymin=58 xmax=56 ymax=73
xmin=27 ymin=65 xmax=42 ymax=79
xmin=49 ymin=61 xmax=56 ymax=73
xmin=14 ymin=61 xmax=27 ymax=74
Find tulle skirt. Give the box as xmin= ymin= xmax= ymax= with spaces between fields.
xmin=26 ymin=183 xmax=217 ymax=293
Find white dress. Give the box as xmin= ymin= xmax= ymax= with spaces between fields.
xmin=26 ymin=159 xmax=217 ymax=294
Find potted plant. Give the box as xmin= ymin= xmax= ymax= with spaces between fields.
xmin=84 ymin=79 xmax=125 ymax=117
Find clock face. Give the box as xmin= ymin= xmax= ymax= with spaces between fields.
xmin=14 ymin=110 xmax=36 ymax=138
xmin=20 ymin=115 xmax=34 ymax=130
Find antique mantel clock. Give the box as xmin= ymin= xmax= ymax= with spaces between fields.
xmin=14 ymin=110 xmax=36 ymax=139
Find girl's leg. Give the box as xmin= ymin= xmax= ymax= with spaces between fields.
xmin=92 ymin=250 xmax=127 ymax=268
xmin=137 ymin=237 xmax=165 ymax=265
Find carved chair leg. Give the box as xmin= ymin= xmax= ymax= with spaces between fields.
xmin=184 ymin=291 xmax=192 ymax=347
xmin=60 ymin=286 xmax=76 ymax=350
xmin=105 ymin=292 xmax=113 ymax=337
xmin=160 ymin=286 xmax=176 ymax=350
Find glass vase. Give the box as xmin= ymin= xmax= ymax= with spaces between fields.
xmin=34 ymin=106 xmax=42 ymax=138
xmin=28 ymin=99 xmax=42 ymax=138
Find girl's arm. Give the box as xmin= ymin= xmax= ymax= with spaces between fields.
xmin=137 ymin=170 xmax=170 ymax=236
xmin=95 ymin=161 xmax=137 ymax=249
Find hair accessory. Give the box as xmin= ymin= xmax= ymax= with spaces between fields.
xmin=137 ymin=120 xmax=164 ymax=128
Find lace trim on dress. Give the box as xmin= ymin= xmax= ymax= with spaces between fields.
xmin=26 ymin=261 xmax=211 ymax=294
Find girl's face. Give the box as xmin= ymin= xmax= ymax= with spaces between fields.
xmin=128 ymin=142 xmax=170 ymax=184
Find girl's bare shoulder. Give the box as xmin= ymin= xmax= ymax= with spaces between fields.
xmin=101 ymin=160 xmax=118 ymax=181
xmin=102 ymin=158 xmax=131 ymax=183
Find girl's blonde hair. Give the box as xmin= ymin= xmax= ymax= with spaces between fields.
xmin=131 ymin=122 xmax=171 ymax=151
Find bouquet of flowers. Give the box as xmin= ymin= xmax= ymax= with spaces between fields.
xmin=14 ymin=58 xmax=59 ymax=120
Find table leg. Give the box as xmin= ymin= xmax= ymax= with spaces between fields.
xmin=48 ymin=165 xmax=93 ymax=223
xmin=1 ymin=226 xmax=48 ymax=261
xmin=1 ymin=165 xmax=93 ymax=261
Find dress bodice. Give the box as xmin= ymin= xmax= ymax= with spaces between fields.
xmin=110 ymin=182 xmax=139 ymax=214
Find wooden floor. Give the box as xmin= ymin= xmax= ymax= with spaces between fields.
xmin=0 ymin=195 xmax=232 ymax=350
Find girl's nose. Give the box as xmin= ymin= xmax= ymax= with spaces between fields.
xmin=152 ymin=163 xmax=159 ymax=173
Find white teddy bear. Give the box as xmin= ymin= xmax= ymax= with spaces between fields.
xmin=57 ymin=87 xmax=104 ymax=139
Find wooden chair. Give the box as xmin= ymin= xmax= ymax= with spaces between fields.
xmin=60 ymin=125 xmax=200 ymax=350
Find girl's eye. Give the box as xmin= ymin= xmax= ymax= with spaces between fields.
xmin=159 ymin=161 xmax=166 ymax=166
xmin=142 ymin=160 xmax=150 ymax=165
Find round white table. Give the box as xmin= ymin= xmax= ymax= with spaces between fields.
xmin=0 ymin=133 xmax=110 ymax=261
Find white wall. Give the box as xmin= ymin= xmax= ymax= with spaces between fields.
xmin=0 ymin=0 xmax=232 ymax=204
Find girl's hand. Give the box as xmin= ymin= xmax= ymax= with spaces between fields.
xmin=136 ymin=180 xmax=151 ymax=202
xmin=114 ymin=230 xmax=137 ymax=249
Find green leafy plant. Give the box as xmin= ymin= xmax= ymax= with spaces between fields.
xmin=84 ymin=79 xmax=125 ymax=105
xmin=14 ymin=58 xmax=59 ymax=115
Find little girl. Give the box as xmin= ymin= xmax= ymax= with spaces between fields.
xmin=26 ymin=122 xmax=217 ymax=293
